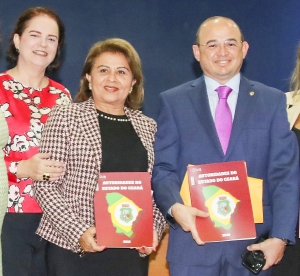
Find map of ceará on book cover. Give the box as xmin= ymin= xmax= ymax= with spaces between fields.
xmin=94 ymin=172 xmax=153 ymax=247
xmin=187 ymin=161 xmax=256 ymax=242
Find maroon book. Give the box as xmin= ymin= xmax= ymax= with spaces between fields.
xmin=187 ymin=161 xmax=256 ymax=242
xmin=94 ymin=172 xmax=153 ymax=247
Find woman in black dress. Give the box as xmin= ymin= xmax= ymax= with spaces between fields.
xmin=34 ymin=38 xmax=166 ymax=276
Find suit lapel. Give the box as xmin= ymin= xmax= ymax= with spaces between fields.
xmin=77 ymin=98 xmax=102 ymax=171
xmin=225 ymin=77 xmax=258 ymax=159
xmin=187 ymin=78 xmax=224 ymax=155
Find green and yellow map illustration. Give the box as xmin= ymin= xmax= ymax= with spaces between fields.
xmin=202 ymin=185 xmax=240 ymax=230
xmin=106 ymin=192 xmax=142 ymax=238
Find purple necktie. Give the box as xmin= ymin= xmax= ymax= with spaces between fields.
xmin=215 ymin=86 xmax=233 ymax=154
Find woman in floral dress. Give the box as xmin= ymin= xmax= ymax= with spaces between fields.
xmin=0 ymin=7 xmax=71 ymax=275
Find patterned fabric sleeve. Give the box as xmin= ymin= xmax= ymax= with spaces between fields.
xmin=136 ymin=117 xmax=166 ymax=257
xmin=33 ymin=105 xmax=90 ymax=252
xmin=149 ymin=120 xmax=167 ymax=241
xmin=126 ymin=110 xmax=167 ymax=242
xmin=152 ymin=197 xmax=167 ymax=241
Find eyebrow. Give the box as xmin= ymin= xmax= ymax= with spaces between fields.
xmin=97 ymin=65 xmax=130 ymax=71
xmin=225 ymin=38 xmax=239 ymax=42
xmin=28 ymin=30 xmax=58 ymax=39
xmin=205 ymin=38 xmax=239 ymax=44
xmin=117 ymin=66 xmax=130 ymax=71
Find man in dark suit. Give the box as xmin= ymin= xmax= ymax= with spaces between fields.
xmin=152 ymin=16 xmax=299 ymax=276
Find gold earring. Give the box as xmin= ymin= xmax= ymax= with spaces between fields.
xmin=16 ymin=48 xmax=19 ymax=54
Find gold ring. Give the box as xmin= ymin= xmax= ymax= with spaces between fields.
xmin=43 ymin=172 xmax=50 ymax=181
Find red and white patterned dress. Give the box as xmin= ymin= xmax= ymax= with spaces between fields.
xmin=0 ymin=72 xmax=72 ymax=213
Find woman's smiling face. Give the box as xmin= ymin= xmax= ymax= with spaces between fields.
xmin=86 ymin=52 xmax=136 ymax=111
xmin=14 ymin=14 xmax=59 ymax=70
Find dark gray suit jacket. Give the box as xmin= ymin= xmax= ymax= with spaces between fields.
xmin=152 ymin=75 xmax=299 ymax=267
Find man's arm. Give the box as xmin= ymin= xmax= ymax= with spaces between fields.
xmin=267 ymin=92 xmax=299 ymax=241
xmin=152 ymin=93 xmax=208 ymax=244
xmin=152 ymin=93 xmax=183 ymax=217
xmin=248 ymin=92 xmax=299 ymax=269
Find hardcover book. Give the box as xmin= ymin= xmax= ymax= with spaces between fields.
xmin=187 ymin=161 xmax=256 ymax=242
xmin=94 ymin=172 xmax=153 ymax=247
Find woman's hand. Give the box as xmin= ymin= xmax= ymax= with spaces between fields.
xmin=136 ymin=230 xmax=158 ymax=255
xmin=16 ymin=153 xmax=65 ymax=181
xmin=79 ymin=227 xmax=106 ymax=253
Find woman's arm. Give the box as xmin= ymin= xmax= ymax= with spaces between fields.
xmin=16 ymin=153 xmax=65 ymax=181
xmin=34 ymin=105 xmax=90 ymax=252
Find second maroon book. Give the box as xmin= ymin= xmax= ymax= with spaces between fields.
xmin=187 ymin=161 xmax=256 ymax=242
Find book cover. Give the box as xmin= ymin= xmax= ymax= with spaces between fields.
xmin=94 ymin=172 xmax=153 ymax=247
xmin=181 ymin=167 xmax=263 ymax=223
xmin=187 ymin=161 xmax=256 ymax=242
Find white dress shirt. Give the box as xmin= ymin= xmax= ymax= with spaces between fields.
xmin=204 ymin=73 xmax=240 ymax=121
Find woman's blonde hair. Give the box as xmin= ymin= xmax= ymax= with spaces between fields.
xmin=291 ymin=44 xmax=300 ymax=96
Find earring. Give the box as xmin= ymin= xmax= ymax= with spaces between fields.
xmin=16 ymin=48 xmax=19 ymax=54
xmin=129 ymin=87 xmax=133 ymax=94
xmin=89 ymin=83 xmax=92 ymax=90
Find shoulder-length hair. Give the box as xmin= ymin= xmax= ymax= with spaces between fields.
xmin=76 ymin=38 xmax=144 ymax=110
xmin=6 ymin=6 xmax=65 ymax=72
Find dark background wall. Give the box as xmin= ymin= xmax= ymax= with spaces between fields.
xmin=0 ymin=0 xmax=300 ymax=119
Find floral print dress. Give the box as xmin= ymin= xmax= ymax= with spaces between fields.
xmin=0 ymin=72 xmax=71 ymax=213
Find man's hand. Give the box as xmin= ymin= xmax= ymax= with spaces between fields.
xmin=247 ymin=237 xmax=286 ymax=270
xmin=171 ymin=203 xmax=209 ymax=245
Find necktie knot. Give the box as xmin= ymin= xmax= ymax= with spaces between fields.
xmin=215 ymin=86 xmax=232 ymax=99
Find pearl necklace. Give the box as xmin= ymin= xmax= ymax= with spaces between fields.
xmin=99 ymin=113 xmax=129 ymax=122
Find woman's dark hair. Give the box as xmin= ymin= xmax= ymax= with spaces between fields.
xmin=76 ymin=38 xmax=144 ymax=110
xmin=6 ymin=6 xmax=65 ymax=71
